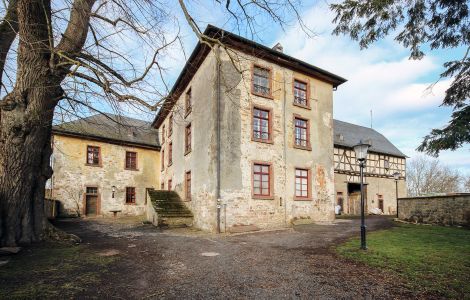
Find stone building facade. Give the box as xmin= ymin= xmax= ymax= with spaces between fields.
xmin=51 ymin=114 xmax=160 ymax=217
xmin=154 ymin=25 xmax=347 ymax=232
xmin=50 ymin=25 xmax=407 ymax=231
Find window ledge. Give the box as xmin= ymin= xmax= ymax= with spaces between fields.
xmin=252 ymin=138 xmax=274 ymax=144
xmin=252 ymin=195 xmax=274 ymax=200
xmin=184 ymin=149 xmax=192 ymax=156
xmin=294 ymin=145 xmax=312 ymax=151
xmin=125 ymin=168 xmax=139 ymax=171
xmin=294 ymin=197 xmax=313 ymax=201
xmin=85 ymin=163 xmax=102 ymax=168
xmin=293 ymin=102 xmax=311 ymax=110
xmin=252 ymin=91 xmax=274 ymax=100
xmin=125 ymin=202 xmax=136 ymax=205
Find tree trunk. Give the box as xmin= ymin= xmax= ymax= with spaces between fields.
xmin=0 ymin=0 xmax=61 ymax=247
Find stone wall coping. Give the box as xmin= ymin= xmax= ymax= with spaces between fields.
xmin=398 ymin=193 xmax=470 ymax=201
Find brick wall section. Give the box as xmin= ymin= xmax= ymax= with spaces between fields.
xmin=398 ymin=195 xmax=470 ymax=226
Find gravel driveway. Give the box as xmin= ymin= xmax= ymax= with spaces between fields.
xmin=55 ymin=216 xmax=416 ymax=299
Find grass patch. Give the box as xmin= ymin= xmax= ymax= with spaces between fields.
xmin=336 ymin=224 xmax=470 ymax=298
xmin=0 ymin=242 xmax=116 ymax=299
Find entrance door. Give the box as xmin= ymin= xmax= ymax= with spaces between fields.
xmin=85 ymin=187 xmax=98 ymax=216
xmin=378 ymin=195 xmax=384 ymax=212
xmin=348 ymin=192 xmax=361 ymax=214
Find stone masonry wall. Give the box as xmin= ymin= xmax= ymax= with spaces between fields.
xmin=218 ymin=49 xmax=336 ymax=231
xmin=52 ymin=135 xmax=160 ymax=217
xmin=334 ymin=173 xmax=407 ymax=215
xmin=398 ymin=195 xmax=470 ymax=226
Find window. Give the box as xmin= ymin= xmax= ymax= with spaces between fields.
xmin=294 ymin=117 xmax=310 ymax=149
xmin=185 ymin=88 xmax=192 ymax=116
xmin=252 ymin=65 xmax=271 ymax=97
xmin=252 ymin=107 xmax=272 ymax=143
xmin=125 ymin=151 xmax=137 ymax=170
xmin=168 ymin=114 xmax=173 ymax=136
xmin=293 ymin=79 xmax=308 ymax=107
xmin=161 ymin=182 xmax=164 ymax=190
xmin=161 ymin=150 xmax=164 ymax=171
xmin=185 ymin=171 xmax=191 ymax=201
xmin=86 ymin=187 xmax=98 ymax=194
xmin=162 ymin=125 xmax=166 ymax=144
xmin=252 ymin=163 xmax=272 ymax=199
xmin=185 ymin=123 xmax=192 ymax=154
xmin=86 ymin=146 xmax=101 ymax=166
xmin=168 ymin=142 xmax=173 ymax=165
xmin=126 ymin=187 xmax=136 ymax=204
xmin=168 ymin=179 xmax=172 ymax=191
xmin=295 ymin=168 xmax=310 ymax=199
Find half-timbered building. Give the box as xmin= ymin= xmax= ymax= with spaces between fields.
xmin=333 ymin=120 xmax=406 ymax=215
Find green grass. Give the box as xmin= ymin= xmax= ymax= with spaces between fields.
xmin=336 ymin=224 xmax=470 ymax=298
xmin=0 ymin=242 xmax=116 ymax=299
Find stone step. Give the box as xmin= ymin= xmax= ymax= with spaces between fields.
xmin=159 ymin=213 xmax=193 ymax=218
xmin=158 ymin=216 xmax=193 ymax=228
xmin=155 ymin=208 xmax=193 ymax=215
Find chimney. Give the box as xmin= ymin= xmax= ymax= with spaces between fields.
xmin=272 ymin=42 xmax=283 ymax=53
xmin=335 ymin=134 xmax=344 ymax=141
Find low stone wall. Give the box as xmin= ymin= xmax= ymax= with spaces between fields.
xmin=398 ymin=194 xmax=470 ymax=226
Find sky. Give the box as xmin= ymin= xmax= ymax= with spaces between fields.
xmin=72 ymin=0 xmax=469 ymax=175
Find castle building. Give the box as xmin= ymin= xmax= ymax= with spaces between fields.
xmin=50 ymin=25 xmax=406 ymax=232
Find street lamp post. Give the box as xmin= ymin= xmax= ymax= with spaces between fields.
xmin=353 ymin=140 xmax=370 ymax=250
xmin=393 ymin=172 xmax=400 ymax=218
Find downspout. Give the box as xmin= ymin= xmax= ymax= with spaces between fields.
xmin=216 ymin=45 xmax=222 ymax=233
xmin=283 ymin=70 xmax=288 ymax=225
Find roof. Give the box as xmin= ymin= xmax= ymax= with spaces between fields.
xmin=333 ymin=120 xmax=406 ymax=158
xmin=152 ymin=24 xmax=347 ymax=129
xmin=52 ymin=114 xmax=160 ymax=150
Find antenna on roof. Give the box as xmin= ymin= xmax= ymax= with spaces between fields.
xmin=370 ymin=109 xmax=373 ymax=129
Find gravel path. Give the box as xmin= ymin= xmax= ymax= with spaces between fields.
xmin=55 ymin=216 xmax=417 ymax=299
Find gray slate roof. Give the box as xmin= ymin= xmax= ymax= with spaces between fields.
xmin=53 ymin=114 xmax=160 ymax=149
xmin=333 ymin=119 xmax=406 ymax=158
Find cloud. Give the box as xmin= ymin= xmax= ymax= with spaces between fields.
xmin=275 ymin=2 xmax=468 ymax=174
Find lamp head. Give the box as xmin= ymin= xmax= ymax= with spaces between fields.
xmin=393 ymin=172 xmax=400 ymax=180
xmin=353 ymin=140 xmax=371 ymax=161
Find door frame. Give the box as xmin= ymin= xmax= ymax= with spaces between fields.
xmin=82 ymin=186 xmax=101 ymax=216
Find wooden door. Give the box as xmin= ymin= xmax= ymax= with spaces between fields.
xmin=84 ymin=187 xmax=99 ymax=216
xmin=348 ymin=192 xmax=361 ymax=215
xmin=378 ymin=195 xmax=384 ymax=212
xmin=86 ymin=195 xmax=98 ymax=216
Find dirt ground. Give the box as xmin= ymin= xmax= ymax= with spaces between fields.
xmin=1 ymin=216 xmax=433 ymax=299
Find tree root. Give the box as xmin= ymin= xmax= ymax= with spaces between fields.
xmin=42 ymin=223 xmax=81 ymax=244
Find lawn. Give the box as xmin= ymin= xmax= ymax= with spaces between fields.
xmin=0 ymin=242 xmax=116 ymax=299
xmin=336 ymin=224 xmax=470 ymax=298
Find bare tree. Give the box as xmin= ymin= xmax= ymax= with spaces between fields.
xmin=407 ymin=155 xmax=462 ymax=197
xmin=464 ymin=176 xmax=470 ymax=192
xmin=0 ymin=0 xmax=308 ymax=246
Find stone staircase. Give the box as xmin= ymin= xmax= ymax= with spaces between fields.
xmin=147 ymin=189 xmax=193 ymax=228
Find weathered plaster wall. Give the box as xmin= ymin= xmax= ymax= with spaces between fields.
xmin=159 ymin=51 xmax=218 ymax=232
xmin=52 ymin=135 xmax=159 ymax=217
xmin=217 ymin=49 xmax=336 ymax=231
xmin=398 ymin=195 xmax=470 ymax=226
xmin=334 ymin=172 xmax=406 ymax=215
